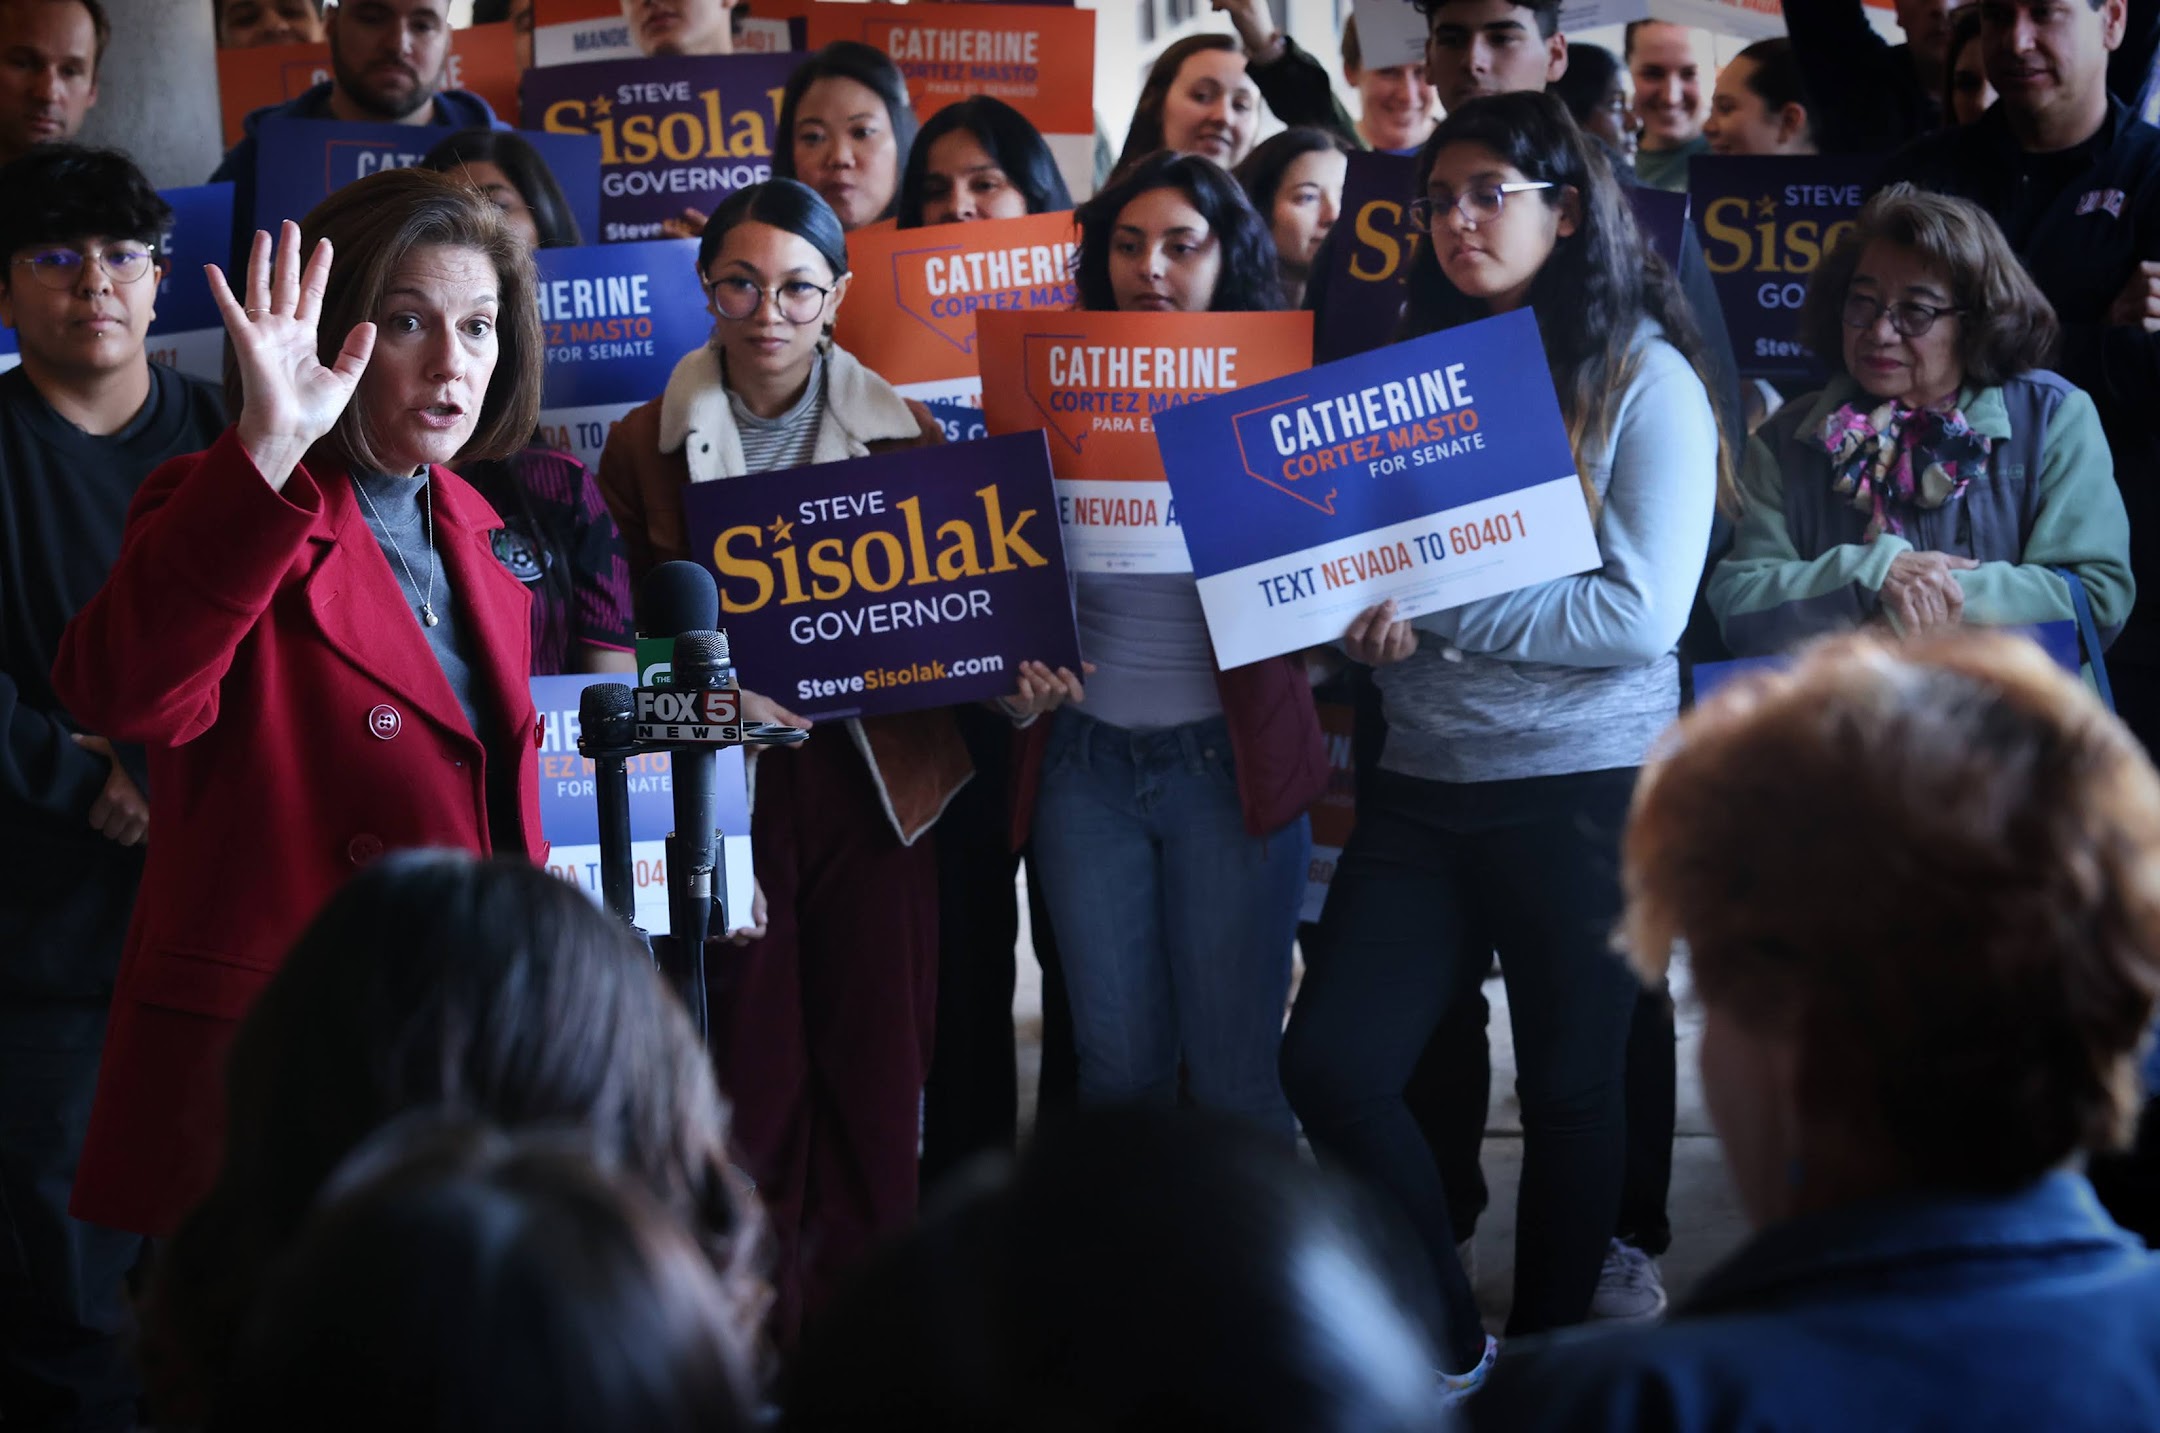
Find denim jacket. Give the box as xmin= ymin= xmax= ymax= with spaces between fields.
xmin=1471 ymin=1173 xmax=2160 ymax=1432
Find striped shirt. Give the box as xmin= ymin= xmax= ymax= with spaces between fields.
xmin=728 ymin=352 xmax=827 ymax=474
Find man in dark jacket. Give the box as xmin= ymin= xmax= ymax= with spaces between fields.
xmin=209 ymin=0 xmax=504 ymax=187
xmin=1791 ymin=0 xmax=2160 ymax=154
xmin=1879 ymin=0 xmax=2160 ymax=731
xmin=0 ymin=145 xmax=226 ymax=1433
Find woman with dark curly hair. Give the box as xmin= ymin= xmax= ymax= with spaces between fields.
xmin=1476 ymin=630 xmax=2160 ymax=1431
xmin=1025 ymin=151 xmax=1323 ymax=1149
xmin=144 ymin=853 xmax=766 ymax=1424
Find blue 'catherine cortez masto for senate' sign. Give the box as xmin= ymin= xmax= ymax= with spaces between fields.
xmin=1151 ymin=308 xmax=1600 ymax=670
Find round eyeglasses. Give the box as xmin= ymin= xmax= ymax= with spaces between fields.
xmin=12 ymin=245 xmax=158 ymax=291
xmin=1842 ymin=291 xmax=1965 ymax=339
xmin=1408 ymin=181 xmax=1556 ymax=230
xmin=707 ymin=276 xmax=837 ymax=325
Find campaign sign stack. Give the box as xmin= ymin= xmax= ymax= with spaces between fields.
xmin=977 ymin=310 xmax=1315 ymax=574
xmin=1152 ymin=308 xmax=1601 ymax=669
xmin=1690 ymin=154 xmax=1875 ymax=382
xmin=531 ymin=674 xmax=755 ymax=936
xmin=523 ymin=54 xmax=799 ymax=243
xmin=680 ymin=432 xmax=1081 ymax=722
xmin=535 ymin=238 xmax=712 ymax=472
xmin=0 ymin=183 xmax=233 ymax=383
xmin=833 ymin=210 xmax=1080 ymax=445
xmin=249 ymin=118 xmax=604 ymax=241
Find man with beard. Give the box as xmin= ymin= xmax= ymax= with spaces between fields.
xmin=209 ymin=0 xmax=503 ymax=189
xmin=0 ymin=0 xmax=102 ymax=165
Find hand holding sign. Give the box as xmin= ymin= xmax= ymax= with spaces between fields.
xmin=1000 ymin=659 xmax=1091 ymax=719
xmin=1343 ymin=600 xmax=1419 ymax=667
xmin=209 ymin=221 xmax=375 ymax=494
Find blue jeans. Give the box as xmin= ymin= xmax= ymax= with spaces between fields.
xmin=1031 ymin=709 xmax=1307 ymax=1135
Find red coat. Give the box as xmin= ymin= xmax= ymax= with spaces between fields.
xmin=50 ymin=428 xmax=545 ymax=1236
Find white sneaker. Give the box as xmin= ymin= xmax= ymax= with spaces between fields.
xmin=1437 ymin=1334 xmax=1500 ymax=1405
xmin=1589 ymin=1238 xmax=1667 ymax=1322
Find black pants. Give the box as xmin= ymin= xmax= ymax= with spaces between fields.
xmin=1404 ymin=978 xmax=1676 ymax=1255
xmin=920 ymin=712 xmax=1076 ymax=1186
xmin=0 ymin=1001 xmax=142 ymax=1433
xmin=1282 ymin=767 xmax=1640 ymax=1366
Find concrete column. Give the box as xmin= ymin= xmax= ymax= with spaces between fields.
xmin=75 ymin=0 xmax=223 ymax=188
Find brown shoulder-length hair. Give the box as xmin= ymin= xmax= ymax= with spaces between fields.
xmin=226 ymin=167 xmax=542 ymax=473
xmin=1116 ymin=33 xmax=1243 ymax=173
xmin=1623 ymin=630 xmax=2160 ymax=1194
xmin=1798 ymin=184 xmax=2059 ymax=389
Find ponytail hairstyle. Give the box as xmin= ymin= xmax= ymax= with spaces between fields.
xmin=1072 ymin=150 xmax=1282 ymax=315
xmin=1731 ymin=38 xmax=1815 ymax=151
xmin=1401 ymin=92 xmax=1735 ymax=515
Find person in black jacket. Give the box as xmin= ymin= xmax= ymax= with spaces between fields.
xmin=0 ymin=145 xmax=226 ymax=1433
xmin=1790 ymin=0 xmax=2160 ymax=154
xmin=1879 ymin=0 xmax=2160 ymax=1242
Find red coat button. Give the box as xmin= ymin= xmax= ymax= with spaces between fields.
xmin=347 ymin=834 xmax=385 ymax=866
xmin=367 ymin=704 xmax=401 ymax=740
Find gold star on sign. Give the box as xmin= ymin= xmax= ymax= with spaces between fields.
xmin=767 ymin=515 xmax=794 ymax=544
xmin=591 ymin=95 xmax=613 ymax=116
xmin=1755 ymin=194 xmax=1777 ymax=218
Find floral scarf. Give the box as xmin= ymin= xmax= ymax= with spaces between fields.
xmin=1816 ymin=399 xmax=1993 ymax=542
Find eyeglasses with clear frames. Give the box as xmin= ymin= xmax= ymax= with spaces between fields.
xmin=1408 ymin=181 xmax=1556 ymax=231
xmin=707 ymin=276 xmax=838 ymax=325
xmin=13 ymin=245 xmax=158 ymax=291
xmin=1842 ymin=291 xmax=1965 ymax=339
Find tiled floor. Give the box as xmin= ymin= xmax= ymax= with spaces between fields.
xmin=1008 ymin=882 xmax=1752 ymax=1329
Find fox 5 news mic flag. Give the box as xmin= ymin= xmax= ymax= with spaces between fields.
xmin=1150 ymin=309 xmax=1601 ymax=669
xmin=532 ymin=674 xmax=754 ymax=938
xmin=633 ymin=682 xmax=742 ymax=744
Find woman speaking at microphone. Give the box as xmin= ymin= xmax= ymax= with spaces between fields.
xmin=51 ymin=169 xmax=548 ymax=1238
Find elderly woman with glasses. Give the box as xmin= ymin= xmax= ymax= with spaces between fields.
xmin=1709 ymin=185 xmax=2132 ymax=653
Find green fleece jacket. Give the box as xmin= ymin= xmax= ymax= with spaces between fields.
xmin=1709 ymin=372 xmax=2134 ymax=655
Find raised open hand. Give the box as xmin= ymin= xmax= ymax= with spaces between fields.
xmin=206 ymin=220 xmax=376 ymax=492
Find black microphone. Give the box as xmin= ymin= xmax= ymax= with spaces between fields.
xmin=666 ymin=628 xmax=732 ymax=1043
xmin=576 ymin=682 xmax=640 ymax=928
xmin=637 ymin=560 xmax=719 ymax=683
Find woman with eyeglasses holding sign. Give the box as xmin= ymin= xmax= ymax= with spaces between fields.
xmin=1708 ymin=186 xmax=2131 ymax=656
xmin=595 ymin=179 xmax=1080 ymax=1345
xmin=50 ymin=169 xmax=549 ymax=1239
xmin=1279 ymin=93 xmax=1729 ymax=1394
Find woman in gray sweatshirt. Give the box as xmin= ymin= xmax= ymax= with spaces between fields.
xmin=1280 ymin=92 xmax=1730 ymax=1390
